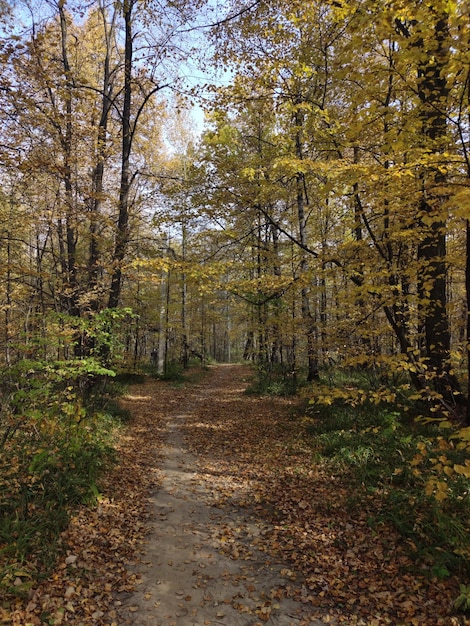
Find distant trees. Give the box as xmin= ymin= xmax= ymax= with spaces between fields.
xmin=189 ymin=0 xmax=470 ymax=417
xmin=0 ymin=0 xmax=469 ymax=420
xmin=0 ymin=0 xmax=203 ymax=367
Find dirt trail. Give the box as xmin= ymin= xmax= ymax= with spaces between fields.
xmin=116 ymin=365 xmax=318 ymax=626
xmin=10 ymin=364 xmax=463 ymax=625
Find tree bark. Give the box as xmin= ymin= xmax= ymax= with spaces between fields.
xmin=108 ymin=0 xmax=134 ymax=310
xmin=88 ymin=3 xmax=116 ymax=305
xmin=466 ymin=218 xmax=470 ymax=424
xmin=58 ymin=1 xmax=79 ymax=318
xmin=415 ymin=7 xmax=463 ymax=409
xmin=294 ymin=110 xmax=318 ymax=381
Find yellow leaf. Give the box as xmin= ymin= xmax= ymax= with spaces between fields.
xmin=410 ymin=454 xmax=423 ymax=467
xmin=435 ymin=481 xmax=449 ymax=501
xmin=452 ymin=427 xmax=470 ymax=441
xmin=435 ymin=489 xmax=448 ymax=502
xmin=454 ymin=465 xmax=470 ymax=478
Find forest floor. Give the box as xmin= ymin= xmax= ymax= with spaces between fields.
xmin=5 ymin=364 xmax=469 ymax=626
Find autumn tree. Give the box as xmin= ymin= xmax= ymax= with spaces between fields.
xmin=197 ymin=0 xmax=470 ymax=412
xmin=0 ymin=0 xmax=209 ymax=367
xmin=193 ymin=103 xmax=296 ymax=369
xmin=106 ymin=0 xmax=209 ymax=312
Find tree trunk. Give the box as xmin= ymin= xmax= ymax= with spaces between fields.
xmin=294 ymin=111 xmax=318 ymax=381
xmin=466 ymin=218 xmax=470 ymax=424
xmin=88 ymin=4 xmax=116 ymax=306
xmin=108 ymin=0 xmax=133 ymax=310
xmin=58 ymin=2 xmax=79 ymax=318
xmin=270 ymin=221 xmax=282 ymax=364
xmin=181 ymin=219 xmax=188 ymax=368
xmin=415 ymin=7 xmax=463 ymax=409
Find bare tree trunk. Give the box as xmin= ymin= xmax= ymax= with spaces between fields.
xmin=466 ymin=218 xmax=470 ymax=424
xmin=5 ymin=203 xmax=12 ymax=365
xmin=108 ymin=0 xmax=134 ymax=310
xmin=58 ymin=2 xmax=79 ymax=318
xmin=88 ymin=2 xmax=117 ymax=306
xmin=270 ymin=221 xmax=282 ymax=364
xmin=414 ymin=8 xmax=462 ymax=409
xmin=181 ymin=219 xmax=189 ymax=368
xmin=294 ymin=110 xmax=318 ymax=381
xmin=163 ymin=267 xmax=171 ymax=375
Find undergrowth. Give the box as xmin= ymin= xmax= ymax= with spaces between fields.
xmin=0 ymin=366 xmax=128 ymax=599
xmin=159 ymin=361 xmax=186 ymax=382
xmin=157 ymin=361 xmax=209 ymax=384
xmin=244 ymin=363 xmax=298 ymax=396
xmin=304 ymin=372 xmax=470 ymax=581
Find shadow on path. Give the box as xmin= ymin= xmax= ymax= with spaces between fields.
xmin=117 ymin=366 xmax=320 ymax=626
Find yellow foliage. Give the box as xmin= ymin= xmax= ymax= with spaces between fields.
xmin=454 ymin=464 xmax=470 ymax=479
xmin=452 ymin=427 xmax=470 ymax=442
xmin=410 ymin=454 xmax=423 ymax=467
xmin=425 ymin=478 xmax=448 ymax=502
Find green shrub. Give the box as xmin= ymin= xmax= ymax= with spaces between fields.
xmin=244 ymin=364 xmax=297 ymax=396
xmin=0 ymin=368 xmax=124 ymax=597
xmin=305 ymin=394 xmax=470 ymax=577
xmin=159 ymin=361 xmax=185 ymax=382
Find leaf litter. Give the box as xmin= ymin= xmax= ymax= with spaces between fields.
xmin=2 ymin=364 xmax=468 ymax=625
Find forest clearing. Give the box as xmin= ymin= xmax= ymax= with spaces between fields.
xmin=1 ymin=0 xmax=470 ymax=624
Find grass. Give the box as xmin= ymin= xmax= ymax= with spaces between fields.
xmin=0 ymin=380 xmax=128 ymax=598
xmin=304 ymin=372 xmax=470 ymax=579
xmin=244 ymin=363 xmax=298 ymax=396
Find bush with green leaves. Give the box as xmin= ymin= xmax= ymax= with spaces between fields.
xmin=0 ymin=351 xmax=127 ymax=597
xmin=305 ymin=378 xmax=470 ymax=580
xmin=244 ymin=363 xmax=298 ymax=396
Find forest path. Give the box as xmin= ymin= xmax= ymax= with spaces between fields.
xmin=116 ymin=364 xmax=318 ymax=626
xmin=17 ymin=363 xmax=462 ymax=625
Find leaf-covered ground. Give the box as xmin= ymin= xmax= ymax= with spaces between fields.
xmin=180 ymin=366 xmax=468 ymax=626
xmin=2 ymin=364 xmax=469 ymax=625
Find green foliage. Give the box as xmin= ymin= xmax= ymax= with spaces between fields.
xmin=244 ymin=364 xmax=298 ymax=396
xmin=0 ymin=358 xmax=126 ymax=597
xmin=0 ymin=357 xmax=116 ymax=452
xmin=305 ymin=373 xmax=470 ymax=578
xmin=0 ymin=427 xmax=117 ymax=593
xmin=50 ymin=308 xmax=136 ymax=365
xmin=306 ymin=402 xmax=414 ymax=481
xmin=454 ymin=585 xmax=470 ymax=612
xmin=159 ymin=361 xmax=185 ymax=382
